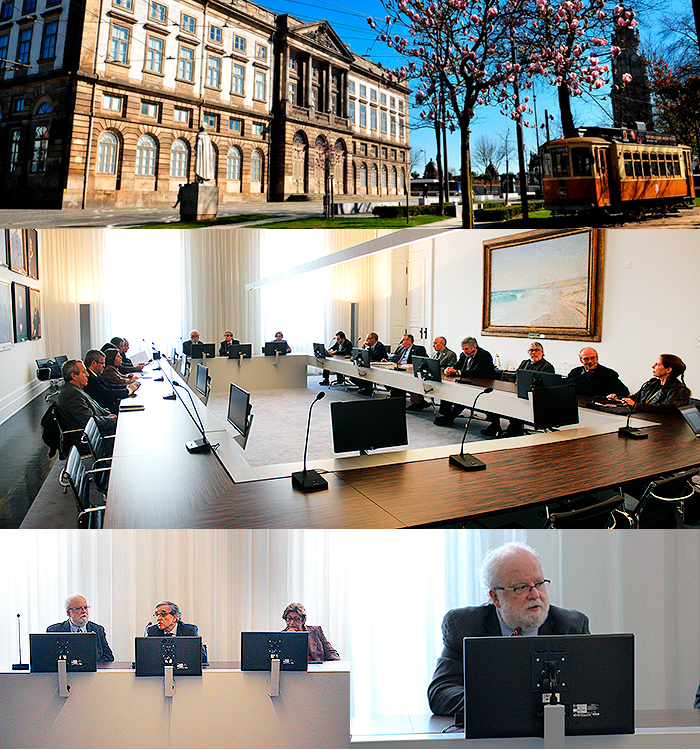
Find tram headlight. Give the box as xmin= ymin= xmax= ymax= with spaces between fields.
xmin=557 ymin=187 xmax=568 ymax=199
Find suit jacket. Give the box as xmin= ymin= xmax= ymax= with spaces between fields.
xmin=563 ymin=364 xmax=629 ymax=398
xmin=46 ymin=619 xmax=115 ymax=662
xmin=328 ymin=339 xmax=353 ymax=357
xmin=517 ymin=358 xmax=555 ymax=374
xmin=183 ymin=340 xmax=196 ymax=357
xmin=303 ymin=625 xmax=340 ymax=662
xmin=453 ymin=347 xmax=496 ymax=379
xmin=146 ymin=622 xmax=206 ymax=662
xmin=427 ymin=602 xmax=590 ymax=716
xmin=56 ymin=382 xmax=114 ymax=433
xmin=119 ymin=356 xmax=141 ymax=374
xmin=367 ymin=341 xmax=388 ymax=362
xmin=391 ymin=344 xmax=428 ymax=365
xmin=219 ymin=338 xmax=241 ymax=356
xmin=102 ymin=365 xmax=131 ymax=387
xmin=435 ymin=347 xmax=458 ymax=370
xmin=84 ymin=371 xmax=127 ymax=414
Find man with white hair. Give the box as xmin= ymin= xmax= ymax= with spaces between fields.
xmin=427 ymin=542 xmax=589 ymax=717
xmin=46 ymin=594 xmax=114 ymax=662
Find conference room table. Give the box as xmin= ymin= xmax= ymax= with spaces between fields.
xmin=104 ymin=357 xmax=700 ymax=529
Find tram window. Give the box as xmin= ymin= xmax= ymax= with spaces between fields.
xmin=623 ymin=152 xmax=633 ymax=177
xmin=672 ymin=154 xmax=681 ymax=176
xmin=543 ymin=153 xmax=552 ymax=177
xmin=633 ymin=153 xmax=642 ymax=177
xmin=551 ymin=150 xmax=570 ymax=177
xmin=642 ymin=152 xmax=651 ymax=177
xmin=650 ymin=153 xmax=658 ymax=176
xmin=595 ymin=150 xmax=607 ymax=175
xmin=572 ymin=147 xmax=592 ymax=176
xmin=658 ymin=155 xmax=666 ymax=176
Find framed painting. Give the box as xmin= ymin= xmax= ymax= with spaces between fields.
xmin=26 ymin=229 xmax=39 ymax=280
xmin=8 ymin=229 xmax=26 ymax=275
xmin=0 ymin=230 xmax=8 ymax=267
xmin=482 ymin=228 xmax=604 ymax=342
xmin=12 ymin=281 xmax=29 ymax=342
xmin=28 ymin=287 xmax=41 ymax=340
xmin=0 ymin=279 xmax=12 ymax=351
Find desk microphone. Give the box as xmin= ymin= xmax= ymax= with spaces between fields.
xmin=144 ymin=621 xmax=152 ymax=636
xmin=291 ymin=392 xmax=328 ymax=492
xmin=510 ymin=626 xmax=523 ymax=636
xmin=618 ymin=402 xmax=648 ymax=439
xmin=151 ymin=341 xmax=161 ymax=366
xmin=449 ymin=387 xmax=493 ymax=471
xmin=172 ymin=381 xmax=211 ymax=453
xmin=12 ymin=614 xmax=29 ymax=670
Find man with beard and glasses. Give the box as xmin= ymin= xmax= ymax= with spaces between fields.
xmin=427 ymin=542 xmax=589 ymax=717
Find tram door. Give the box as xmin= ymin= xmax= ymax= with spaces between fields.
xmin=684 ymin=151 xmax=695 ymax=198
xmin=594 ymin=147 xmax=611 ymax=206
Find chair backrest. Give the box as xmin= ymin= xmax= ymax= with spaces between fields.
xmin=547 ymin=495 xmax=629 ymax=529
xmin=63 ymin=446 xmax=105 ymax=528
xmin=82 ymin=417 xmax=107 ymax=461
xmin=52 ymin=405 xmax=86 ymax=460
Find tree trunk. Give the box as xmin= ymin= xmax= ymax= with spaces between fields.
xmin=558 ymin=82 xmax=575 ymax=135
xmin=434 ymin=119 xmax=445 ymax=214
xmin=460 ymin=116 xmax=474 ymax=229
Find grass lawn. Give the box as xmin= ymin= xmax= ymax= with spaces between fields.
xmin=134 ymin=214 xmax=276 ymax=228
xmin=260 ymin=214 xmax=451 ymax=228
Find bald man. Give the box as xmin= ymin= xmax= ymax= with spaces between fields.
xmin=47 ymin=594 xmax=114 ymax=662
xmin=427 ymin=542 xmax=589 ymax=717
xmin=563 ymin=347 xmax=629 ymax=399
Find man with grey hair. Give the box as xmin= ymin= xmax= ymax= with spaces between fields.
xmin=56 ymin=359 xmax=117 ymax=434
xmin=182 ymin=330 xmax=200 ymax=357
xmin=427 ymin=542 xmax=589 ymax=717
xmin=408 ymin=336 xmax=457 ymax=411
xmin=146 ymin=600 xmax=207 ymax=661
xmin=47 ymin=594 xmax=114 ymax=662
xmin=84 ymin=348 xmax=137 ymax=415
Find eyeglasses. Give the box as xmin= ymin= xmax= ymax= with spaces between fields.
xmin=493 ymin=579 xmax=550 ymax=595
xmin=154 ymin=610 xmax=172 ymax=618
xmin=285 ymin=615 xmax=302 ymax=623
xmin=580 ymin=356 xmax=597 ymax=362
xmin=68 ymin=606 xmax=89 ymax=612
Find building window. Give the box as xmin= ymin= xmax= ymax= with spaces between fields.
xmin=252 ymin=122 xmax=263 ymax=136
xmin=226 ymin=146 xmax=241 ymax=180
xmin=310 ymin=89 xmax=317 ymax=110
xmin=13 ymin=96 xmax=25 ymax=112
xmin=178 ymin=45 xmax=194 ymax=81
xmin=109 ymin=24 xmax=129 ymax=64
xmin=370 ymin=89 xmax=377 ymax=102
xmin=382 ymin=164 xmax=388 ymax=191
xmin=145 ymin=35 xmax=163 ymax=73
xmin=0 ymin=1 xmax=13 ymax=20
xmin=135 ymin=134 xmax=157 ymax=175
xmin=203 ymin=112 xmax=217 ymax=128
xmin=390 ymin=148 xmax=396 ymax=160
xmin=359 ymin=142 xmax=366 ymax=155
xmin=17 ymin=26 xmax=32 ymax=65
xmin=359 ymin=162 xmax=367 ymax=187
xmin=399 ymin=119 xmax=405 ymax=138
xmin=359 ymin=84 xmax=366 ymax=98
xmin=232 ymin=63 xmax=244 ymax=95
xmin=289 ymin=54 xmax=297 ymax=70
xmin=9 ymin=129 xmax=21 ymax=171
xmin=103 ymin=94 xmax=122 ymax=112
xmin=36 ymin=101 xmax=51 ymax=114
xmin=370 ymin=108 xmax=377 ymax=130
xmin=22 ymin=0 xmax=36 ymax=13
xmin=141 ymin=101 xmax=159 ymax=119
xmin=254 ymin=70 xmax=266 ymax=100
xmin=380 ymin=92 xmax=386 ymax=105
xmin=288 ymin=80 xmax=297 ymax=103
xmin=173 ymin=107 xmax=190 ymax=126
xmin=149 ymin=1 xmax=166 ymax=23
xmin=97 ymin=132 xmax=118 ymax=174
xmin=30 ymin=124 xmax=48 ymax=172
xmin=112 ymin=0 xmax=132 ymax=10
xmin=170 ymin=138 xmax=188 ymax=177
xmin=371 ymin=163 xmax=378 ymax=188
xmin=359 ymin=104 xmax=366 ymax=128
xmin=208 ymin=24 xmax=221 ymax=44
xmin=390 ymin=115 xmax=396 ymax=136
xmin=348 ymin=80 xmax=355 ymax=94
xmin=180 ymin=13 xmax=195 ymax=34
xmin=381 ymin=111 xmax=387 ymax=133
xmin=250 ymin=149 xmax=262 ymax=181
xmin=371 ymin=144 xmax=377 ymax=157
xmin=228 ymin=117 xmax=241 ymax=133
xmin=255 ymin=42 xmax=266 ymax=60
xmin=398 ymin=99 xmax=404 ymax=112
xmin=348 ymin=100 xmax=355 ymax=124
xmin=381 ymin=146 xmax=387 ymax=159
xmin=206 ymin=55 xmax=220 ymax=88
xmin=391 ymin=165 xmax=397 ymax=190
xmin=233 ymin=34 xmax=245 ymax=53
xmin=0 ymin=33 xmax=10 ymax=70
xmin=39 ymin=20 xmax=58 ymax=60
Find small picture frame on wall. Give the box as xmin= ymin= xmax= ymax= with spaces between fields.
xmin=0 ymin=279 xmax=13 ymax=351
xmin=0 ymin=230 xmax=8 ymax=268
xmin=8 ymin=229 xmax=26 ymax=275
xmin=28 ymin=287 xmax=41 ymax=340
xmin=26 ymin=229 xmax=39 ymax=280
xmin=12 ymin=281 xmax=29 ymax=342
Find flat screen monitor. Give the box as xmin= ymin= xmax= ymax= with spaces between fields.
xmin=351 ymin=347 xmax=370 ymax=368
xmin=240 ymin=632 xmax=308 ymax=672
xmin=29 ymin=633 xmax=97 ymax=673
xmin=412 ymin=355 xmax=441 ymax=383
xmin=532 ymin=384 xmax=579 ymax=430
xmin=330 ymin=397 xmax=408 ymax=454
xmin=179 ymin=354 xmax=188 ymax=377
xmin=172 ymin=348 xmax=178 ymax=362
xmin=190 ymin=342 xmax=215 ymax=358
xmin=516 ymin=369 xmax=562 ymax=399
xmin=463 ymin=633 xmax=635 ymax=739
xmin=313 ymin=343 xmax=328 ymax=359
xmin=263 ymin=341 xmax=288 ymax=356
xmin=227 ymin=343 xmax=252 ymax=359
xmin=134 ymin=636 xmax=203 ymax=677
xmin=679 ymin=404 xmax=700 ymax=437
xmin=195 ymin=363 xmax=209 ymax=396
xmin=227 ymin=382 xmax=251 ymax=438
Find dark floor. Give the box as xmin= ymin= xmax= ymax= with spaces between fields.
xmin=0 ymin=393 xmax=56 ymax=528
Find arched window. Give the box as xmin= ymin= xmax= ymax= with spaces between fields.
xmin=31 ymin=125 xmax=49 ymax=173
xmin=170 ymin=139 xmax=189 ymax=178
xmin=370 ymin=163 xmax=378 ymax=189
xmin=360 ymin=162 xmax=367 ymax=188
xmin=227 ymin=146 xmax=241 ymax=180
xmin=250 ymin=149 xmax=263 ymax=182
xmin=390 ymin=165 xmax=397 ymax=191
xmin=381 ymin=164 xmax=388 ymax=191
xmin=135 ymin=134 xmax=157 ymax=176
xmin=97 ymin=132 xmax=118 ymax=174
xmin=36 ymin=102 xmax=52 ymax=115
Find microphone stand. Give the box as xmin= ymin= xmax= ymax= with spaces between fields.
xmin=449 ymin=387 xmax=493 ymax=471
xmin=618 ymin=402 xmax=648 ymax=439
xmin=172 ymin=381 xmax=211 ymax=453
xmin=12 ymin=614 xmax=29 ymax=670
xmin=291 ymin=393 xmax=328 ymax=491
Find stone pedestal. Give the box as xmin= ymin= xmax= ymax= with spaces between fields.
xmin=180 ymin=183 xmax=219 ymax=221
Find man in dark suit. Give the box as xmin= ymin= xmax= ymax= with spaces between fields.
xmin=112 ymin=337 xmax=145 ymax=373
xmin=319 ymin=330 xmax=353 ymax=385
xmin=47 ymin=594 xmax=114 ymax=662
xmin=182 ymin=330 xmax=200 ymax=357
xmin=56 ymin=359 xmax=117 ymax=434
xmin=350 ymin=332 xmax=389 ymax=395
xmin=434 ymin=337 xmax=496 ymax=425
xmin=84 ymin=348 xmax=136 ymax=415
xmin=146 ymin=600 xmax=206 ymax=662
xmin=428 ymin=542 xmax=589 ymax=717
xmin=563 ymin=347 xmax=629 ymax=398
xmin=219 ymin=331 xmax=240 ymax=357
xmin=388 ymin=334 xmax=429 ymax=399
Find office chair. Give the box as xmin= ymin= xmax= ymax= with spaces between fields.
xmin=47 ymin=402 xmax=87 ymax=460
xmin=79 ymin=417 xmax=115 ymax=493
xmin=631 ymin=468 xmax=699 ymax=528
xmin=545 ymin=495 xmax=636 ymax=528
xmin=62 ymin=445 xmax=107 ymax=528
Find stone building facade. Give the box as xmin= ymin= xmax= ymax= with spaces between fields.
xmin=0 ymin=0 xmax=410 ymax=208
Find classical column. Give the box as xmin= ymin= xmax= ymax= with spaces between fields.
xmin=342 ymin=70 xmax=348 ymax=119
xmin=325 ymin=61 xmax=332 ymax=113
xmin=305 ymin=53 xmax=313 ymax=109
xmin=281 ymin=44 xmax=290 ymax=103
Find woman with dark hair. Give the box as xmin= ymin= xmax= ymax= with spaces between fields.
xmin=609 ymin=354 xmax=691 ymax=413
xmin=102 ymin=348 xmax=137 ymax=386
xmin=282 ymin=602 xmax=340 ymax=662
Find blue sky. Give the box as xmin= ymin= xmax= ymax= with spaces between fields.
xmin=266 ymin=0 xmax=693 ymax=174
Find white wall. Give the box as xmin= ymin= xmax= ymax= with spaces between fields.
xmin=431 ymin=229 xmax=700 ymax=394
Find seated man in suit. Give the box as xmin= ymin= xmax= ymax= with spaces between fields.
xmin=319 ymin=330 xmax=353 ymax=386
xmin=387 ymin=333 xmax=428 ymax=400
xmin=182 ymin=330 xmax=200 ymax=357
xmin=428 ymin=542 xmax=589 ymax=718
xmin=434 ymin=337 xmax=496 ymax=425
xmin=408 ymin=336 xmax=458 ymax=411
xmin=47 ymin=594 xmax=114 ymax=662
xmin=112 ymin=337 xmax=145 ymax=373
xmin=84 ymin=348 xmax=137 ymax=415
xmin=219 ymin=330 xmax=240 ymax=356
xmin=563 ymin=347 xmax=629 ymax=399
xmin=282 ymin=602 xmax=340 ymax=662
xmin=350 ymin=332 xmax=389 ymax=395
xmin=147 ymin=600 xmax=206 ymax=662
xmin=56 ymin=359 xmax=117 ymax=435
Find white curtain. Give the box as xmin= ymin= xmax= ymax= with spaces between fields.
xmin=1 ymin=529 xmax=699 ymax=714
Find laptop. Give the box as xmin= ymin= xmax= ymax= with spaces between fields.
xmin=679 ymin=404 xmax=700 ymax=437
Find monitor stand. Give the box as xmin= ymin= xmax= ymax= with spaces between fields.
xmin=543 ymin=703 xmax=565 ymax=748
xmin=57 ymin=658 xmax=70 ymax=698
xmin=268 ymin=657 xmax=280 ymax=697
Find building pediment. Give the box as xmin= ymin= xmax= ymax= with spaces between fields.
xmin=291 ymin=21 xmax=354 ymax=62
